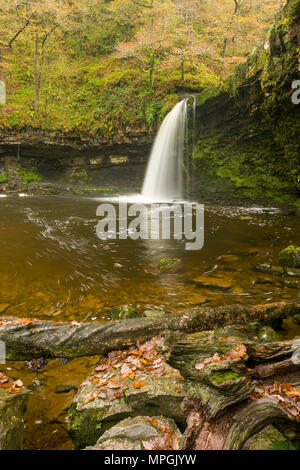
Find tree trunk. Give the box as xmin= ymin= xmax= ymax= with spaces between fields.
xmin=149 ymin=67 xmax=154 ymax=88
xmin=0 ymin=300 xmax=299 ymax=360
xmin=181 ymin=56 xmax=185 ymax=81
xmin=35 ymin=33 xmax=48 ymax=111
xmin=34 ymin=33 xmax=39 ymax=112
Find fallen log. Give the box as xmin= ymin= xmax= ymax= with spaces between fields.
xmin=0 ymin=300 xmax=299 ymax=360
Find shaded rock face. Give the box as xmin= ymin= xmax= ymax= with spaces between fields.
xmin=0 ymin=388 xmax=28 ymax=450
xmin=0 ymin=147 xmax=149 ymax=192
xmin=0 ymin=128 xmax=153 ymax=160
xmin=68 ymin=338 xmax=187 ymax=449
xmin=86 ymin=416 xmax=182 ymax=450
xmin=192 ymin=0 xmax=300 ymax=206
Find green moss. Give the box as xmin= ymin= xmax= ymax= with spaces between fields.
xmin=269 ymin=439 xmax=300 ymax=450
xmin=16 ymin=167 xmax=42 ymax=185
xmin=212 ymin=370 xmax=240 ymax=384
xmin=277 ymin=245 xmax=300 ymax=268
xmin=0 ymin=173 xmax=8 ymax=183
xmin=157 ymin=258 xmax=182 ymax=272
xmin=193 ymin=0 xmax=300 ymax=206
xmin=68 ymin=404 xmax=105 ymax=449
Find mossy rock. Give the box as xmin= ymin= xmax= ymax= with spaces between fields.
xmin=278 ymin=245 xmax=300 ymax=268
xmin=0 ymin=388 xmax=29 ymax=450
xmin=68 ymin=340 xmax=187 ymax=449
xmin=157 ymin=258 xmax=182 ymax=273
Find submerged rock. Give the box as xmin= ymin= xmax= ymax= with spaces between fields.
xmin=189 ymin=273 xmax=232 ymax=290
xmin=68 ymin=338 xmax=187 ymax=449
xmin=0 ymin=387 xmax=28 ymax=450
xmin=109 ymin=305 xmax=140 ymax=320
xmin=278 ymin=246 xmax=300 ymax=269
xmin=85 ymin=415 xmax=182 ymax=450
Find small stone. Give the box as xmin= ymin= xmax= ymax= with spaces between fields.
xmin=255 ymin=264 xmax=284 ymax=275
xmin=286 ymin=268 xmax=300 ymax=278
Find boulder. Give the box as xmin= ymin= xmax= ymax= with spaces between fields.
xmin=86 ymin=415 xmax=182 ymax=450
xmin=68 ymin=338 xmax=187 ymax=449
xmin=278 ymin=246 xmax=300 ymax=269
xmin=0 ymin=387 xmax=28 ymax=450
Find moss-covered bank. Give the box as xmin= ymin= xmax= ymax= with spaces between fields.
xmin=192 ymin=0 xmax=300 ymax=208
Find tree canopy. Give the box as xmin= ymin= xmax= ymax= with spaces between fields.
xmin=0 ymin=0 xmax=283 ymax=134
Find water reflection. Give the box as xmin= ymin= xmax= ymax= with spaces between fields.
xmin=0 ymin=195 xmax=299 ymax=321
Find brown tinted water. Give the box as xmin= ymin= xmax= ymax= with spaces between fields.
xmin=0 ymin=194 xmax=299 ymax=449
xmin=0 ymin=195 xmax=299 ymax=320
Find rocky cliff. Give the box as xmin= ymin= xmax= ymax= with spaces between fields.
xmin=192 ymin=0 xmax=300 ymax=207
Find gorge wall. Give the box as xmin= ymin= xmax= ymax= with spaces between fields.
xmin=192 ymin=0 xmax=300 ymax=207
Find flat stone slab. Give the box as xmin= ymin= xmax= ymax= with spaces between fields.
xmin=68 ymin=337 xmax=187 ymax=449
xmin=86 ymin=415 xmax=182 ymax=450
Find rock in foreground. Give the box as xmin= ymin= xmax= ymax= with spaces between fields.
xmin=0 ymin=380 xmax=28 ymax=450
xmin=68 ymin=337 xmax=187 ymax=449
xmin=86 ymin=416 xmax=182 ymax=450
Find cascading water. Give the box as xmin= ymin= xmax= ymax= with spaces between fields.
xmin=142 ymin=99 xmax=188 ymax=201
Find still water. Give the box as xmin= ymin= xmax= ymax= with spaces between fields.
xmin=0 ymin=195 xmax=299 ymax=321
xmin=1 ymin=194 xmax=300 ymax=449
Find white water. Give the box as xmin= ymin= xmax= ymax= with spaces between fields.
xmin=142 ymin=99 xmax=188 ymax=201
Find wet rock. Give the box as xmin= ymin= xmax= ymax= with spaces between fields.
xmin=255 ymin=264 xmax=285 ymax=275
xmin=0 ymin=388 xmax=28 ymax=450
xmin=68 ymin=338 xmax=187 ymax=449
xmin=143 ymin=310 xmax=166 ymax=319
xmin=286 ymin=268 xmax=300 ymax=278
xmin=86 ymin=415 xmax=182 ymax=450
xmin=278 ymin=246 xmax=300 ymax=268
xmin=55 ymin=383 xmax=78 ymax=394
xmin=216 ymin=322 xmax=280 ymax=343
xmin=25 ymin=357 xmax=48 ymax=370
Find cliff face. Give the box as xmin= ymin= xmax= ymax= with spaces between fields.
xmin=0 ymin=128 xmax=152 ymax=190
xmin=193 ymin=0 xmax=300 ymax=207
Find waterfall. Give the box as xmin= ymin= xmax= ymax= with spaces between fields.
xmin=142 ymin=99 xmax=188 ymax=201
